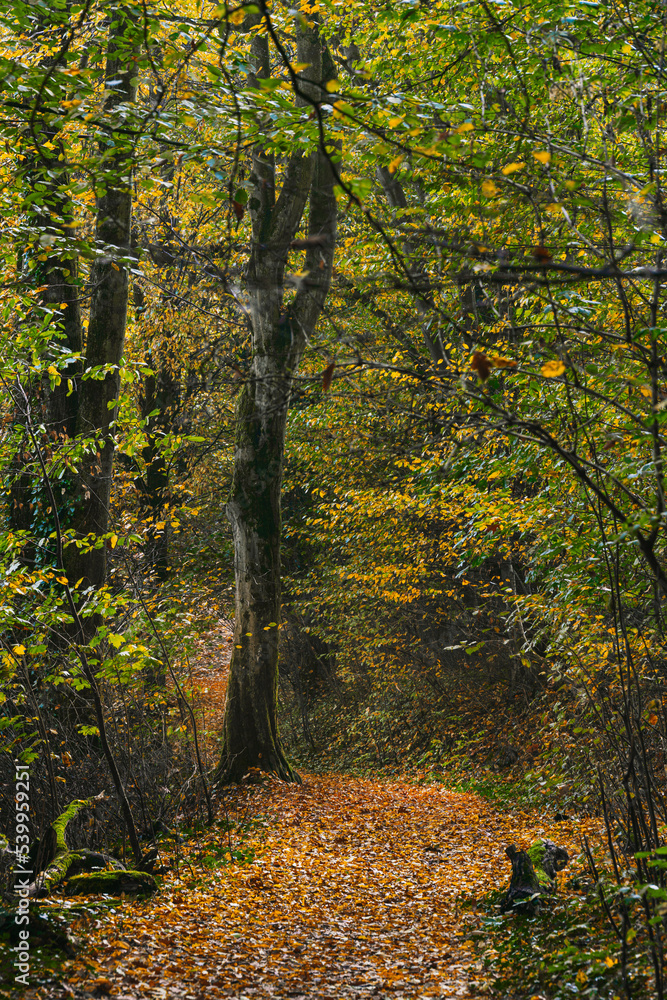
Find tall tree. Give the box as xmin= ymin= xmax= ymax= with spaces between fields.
xmin=216 ymin=14 xmax=338 ymax=782
xmin=63 ymin=7 xmax=139 ymax=597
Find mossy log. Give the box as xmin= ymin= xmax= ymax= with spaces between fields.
xmin=502 ymin=839 xmax=569 ymax=915
xmin=28 ymin=800 xmax=158 ymax=898
xmin=65 ymin=870 xmax=157 ymax=895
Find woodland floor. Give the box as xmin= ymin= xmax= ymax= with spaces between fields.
xmin=16 ymin=626 xmax=603 ymax=1000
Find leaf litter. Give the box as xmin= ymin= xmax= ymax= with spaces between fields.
xmin=26 ymin=772 xmax=602 ymax=1000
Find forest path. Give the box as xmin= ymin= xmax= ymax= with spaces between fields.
xmin=60 ymin=773 xmax=594 ymax=1000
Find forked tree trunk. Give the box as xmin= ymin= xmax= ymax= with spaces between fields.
xmin=217 ymin=20 xmax=337 ymax=782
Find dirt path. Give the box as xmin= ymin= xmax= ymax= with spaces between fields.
xmin=55 ymin=773 xmax=596 ymax=1000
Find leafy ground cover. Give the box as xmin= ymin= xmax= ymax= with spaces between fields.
xmin=15 ymin=773 xmax=602 ymax=1000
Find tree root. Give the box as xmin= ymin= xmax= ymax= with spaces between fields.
xmin=215 ymin=746 xmax=302 ymax=785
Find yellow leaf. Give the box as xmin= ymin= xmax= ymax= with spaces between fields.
xmin=650 ymin=234 xmax=661 ymax=244
xmin=325 ymin=79 xmax=339 ymax=92
xmin=292 ymin=62 xmax=312 ymax=73
xmin=533 ymin=150 xmax=551 ymax=164
xmin=12 ymin=645 xmax=26 ymax=656
xmin=640 ymin=386 xmax=652 ymax=398
xmin=481 ymin=179 xmax=498 ymax=197
xmin=388 ymin=116 xmax=404 ymax=127
xmin=501 ymin=161 xmax=525 ymax=175
xmin=541 ymin=360 xmax=566 ymax=377
xmin=56 ymin=576 xmax=68 ymax=585
xmin=229 ymin=8 xmax=245 ymax=24
xmin=604 ymin=956 xmax=617 ymax=968
xmin=388 ymin=155 xmax=404 ymax=174
xmin=155 ymin=521 xmax=166 ymax=530
xmin=456 ymin=122 xmax=474 ymax=133
xmin=110 ymin=534 xmax=118 ymax=549
xmin=108 ymin=634 xmax=124 ymax=649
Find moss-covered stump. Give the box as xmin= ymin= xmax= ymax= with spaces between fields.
xmin=502 ymin=839 xmax=569 ymax=915
xmin=65 ymin=870 xmax=157 ymax=896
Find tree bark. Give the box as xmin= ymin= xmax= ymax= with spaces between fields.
xmin=217 ymin=19 xmax=337 ymax=782
xmin=64 ymin=8 xmax=138 ymax=594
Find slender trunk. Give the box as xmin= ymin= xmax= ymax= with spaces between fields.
xmin=138 ymin=363 xmax=180 ymax=579
xmin=64 ymin=9 xmax=138 ymax=593
xmin=217 ymin=19 xmax=337 ymax=782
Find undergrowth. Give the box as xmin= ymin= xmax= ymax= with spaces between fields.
xmin=463 ymin=874 xmax=657 ymax=1000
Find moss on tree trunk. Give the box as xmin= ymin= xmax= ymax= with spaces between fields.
xmin=28 ymin=799 xmax=91 ymax=896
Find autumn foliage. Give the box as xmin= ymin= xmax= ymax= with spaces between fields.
xmin=2 ymin=0 xmax=667 ymax=996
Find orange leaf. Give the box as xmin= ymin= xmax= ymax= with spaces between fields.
xmin=471 ymin=352 xmax=491 ymax=381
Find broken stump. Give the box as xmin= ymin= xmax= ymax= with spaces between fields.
xmin=502 ymin=839 xmax=569 ymax=915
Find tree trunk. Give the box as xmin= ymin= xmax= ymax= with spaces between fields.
xmin=64 ymin=8 xmax=139 ymax=595
xmin=217 ymin=20 xmax=337 ymax=782
xmin=137 ymin=362 xmax=180 ymax=579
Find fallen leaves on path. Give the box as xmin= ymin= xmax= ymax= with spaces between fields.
xmin=50 ymin=775 xmax=601 ymax=1000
